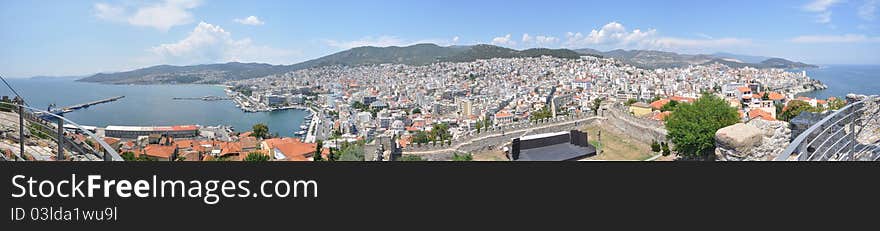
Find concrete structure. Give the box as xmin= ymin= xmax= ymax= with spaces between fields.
xmin=105 ymin=125 xmax=200 ymax=139
xmin=510 ymin=130 xmax=596 ymax=161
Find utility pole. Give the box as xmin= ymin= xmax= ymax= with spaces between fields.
xmin=57 ymin=119 xmax=64 ymax=160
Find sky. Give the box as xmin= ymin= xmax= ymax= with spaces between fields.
xmin=1 ymin=0 xmax=878 ymax=77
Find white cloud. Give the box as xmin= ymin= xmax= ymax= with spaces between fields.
xmin=859 ymin=0 xmax=877 ymax=21
xmin=491 ymin=34 xmax=515 ymax=46
xmin=802 ymin=0 xmax=842 ymax=24
xmin=791 ymin=34 xmax=880 ymax=43
xmin=804 ymin=0 xmax=842 ymax=12
xmin=563 ymin=21 xmax=750 ymax=52
xmin=535 ymin=35 xmax=559 ymax=45
xmin=93 ymin=0 xmax=202 ymax=31
xmin=564 ymin=22 xmax=658 ymax=48
xmin=94 ymin=3 xmax=125 ymax=21
xmin=324 ymin=36 xmax=458 ymax=49
xmin=149 ymin=22 xmax=296 ymax=65
xmin=519 ymin=33 xmax=558 ymax=47
xmin=234 ymin=16 xmax=265 ymax=26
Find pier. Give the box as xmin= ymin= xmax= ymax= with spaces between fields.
xmin=46 ymin=96 xmax=125 ymax=115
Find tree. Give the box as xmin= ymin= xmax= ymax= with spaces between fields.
xmin=591 ymin=98 xmax=604 ymax=116
xmin=313 ymin=140 xmax=324 ymax=161
xmin=827 ymin=98 xmax=846 ymax=111
xmin=761 ymin=92 xmax=770 ymax=101
xmin=337 ymin=142 xmax=365 ymax=161
xmin=121 ymin=152 xmax=137 ymax=161
xmin=411 ymin=108 xmax=422 ymax=114
xmin=661 ymin=142 xmax=671 ymax=156
xmin=625 ymin=98 xmax=638 ymax=106
xmin=530 ymin=106 xmax=553 ymax=122
xmin=660 ymin=100 xmax=679 ymax=112
xmin=327 ymin=148 xmax=336 ymax=161
xmin=244 ymin=152 xmax=270 ymax=161
xmin=665 ymin=93 xmax=739 ymax=159
xmin=452 ymin=153 xmax=473 ymax=161
xmin=251 ymin=123 xmax=270 ymax=139
xmin=398 ymin=155 xmax=425 ymax=161
xmin=412 ymin=131 xmax=430 ymax=144
xmin=650 ymin=140 xmax=661 ymax=153
xmin=778 ymin=100 xmax=813 ymax=122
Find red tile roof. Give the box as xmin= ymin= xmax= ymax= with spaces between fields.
xmin=749 ymin=109 xmax=776 ymax=121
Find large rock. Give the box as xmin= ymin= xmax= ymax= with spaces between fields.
xmin=715 ymin=120 xmax=791 ymax=161
xmin=715 ymin=123 xmax=763 ymax=151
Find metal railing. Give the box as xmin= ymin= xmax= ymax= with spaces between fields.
xmin=0 ymin=101 xmax=122 ymax=161
xmin=775 ymin=96 xmax=880 ymax=161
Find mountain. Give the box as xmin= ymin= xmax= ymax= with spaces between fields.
xmin=573 ymin=49 xmax=816 ymax=69
xmin=78 ymin=62 xmax=297 ymax=84
xmin=759 ymin=58 xmax=818 ymax=69
xmin=711 ymin=52 xmax=772 ymax=64
xmin=79 ymin=44 xmax=586 ymax=84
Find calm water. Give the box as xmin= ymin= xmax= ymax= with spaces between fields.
xmin=796 ymin=65 xmax=880 ymax=99
xmin=0 ymin=79 xmax=307 ymax=137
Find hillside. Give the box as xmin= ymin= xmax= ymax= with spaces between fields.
xmin=78 ymin=44 xmax=586 ymax=84
xmin=574 ymin=49 xmax=816 ymax=69
xmin=78 ymin=62 xmax=297 ymax=84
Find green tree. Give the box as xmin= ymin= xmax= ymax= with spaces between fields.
xmin=251 ymin=123 xmax=270 ymax=139
xmin=625 ymin=98 xmax=638 ymax=106
xmin=244 ymin=152 xmax=270 ymax=161
xmin=650 ymin=140 xmax=661 ymax=153
xmin=530 ymin=106 xmax=553 ymax=122
xmin=327 ymin=148 xmax=336 ymax=161
xmin=778 ymin=100 xmax=813 ymax=122
xmin=827 ymin=98 xmax=846 ymax=111
xmin=664 ymin=94 xmax=739 ymax=159
xmin=452 ymin=153 xmax=473 ymax=161
xmin=411 ymin=108 xmax=422 ymax=114
xmin=412 ymin=130 xmax=430 ymax=144
xmin=121 ymin=152 xmax=137 ymax=161
xmin=660 ymin=100 xmax=679 ymax=112
xmin=761 ymin=92 xmax=770 ymax=101
xmin=313 ymin=140 xmax=324 ymax=161
xmin=337 ymin=142 xmax=365 ymax=161
xmin=661 ymin=142 xmax=671 ymax=156
xmin=591 ymin=98 xmax=604 ymax=116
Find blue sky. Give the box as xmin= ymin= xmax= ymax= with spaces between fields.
xmin=1 ymin=0 xmax=878 ymax=77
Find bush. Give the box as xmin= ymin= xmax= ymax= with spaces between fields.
xmin=650 ymin=140 xmax=661 ymax=152
xmin=244 ymin=152 xmax=270 ymax=161
xmin=452 ymin=153 xmax=473 ymax=161
xmin=665 ymin=94 xmax=739 ymax=159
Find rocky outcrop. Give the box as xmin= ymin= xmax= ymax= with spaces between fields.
xmin=715 ymin=119 xmax=792 ymax=161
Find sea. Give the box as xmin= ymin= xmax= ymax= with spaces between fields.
xmin=794 ymin=65 xmax=880 ymax=99
xmin=0 ymin=79 xmax=309 ymax=137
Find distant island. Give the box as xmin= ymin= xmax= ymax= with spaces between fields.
xmin=76 ymin=43 xmax=817 ymax=85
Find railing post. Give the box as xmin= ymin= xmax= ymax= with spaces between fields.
xmin=57 ymin=119 xmax=64 ymax=160
xmin=18 ymin=104 xmax=25 ymax=161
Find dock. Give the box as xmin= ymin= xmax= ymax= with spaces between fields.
xmin=44 ymin=96 xmax=125 ymax=116
xmin=65 ymin=96 xmax=125 ymax=111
